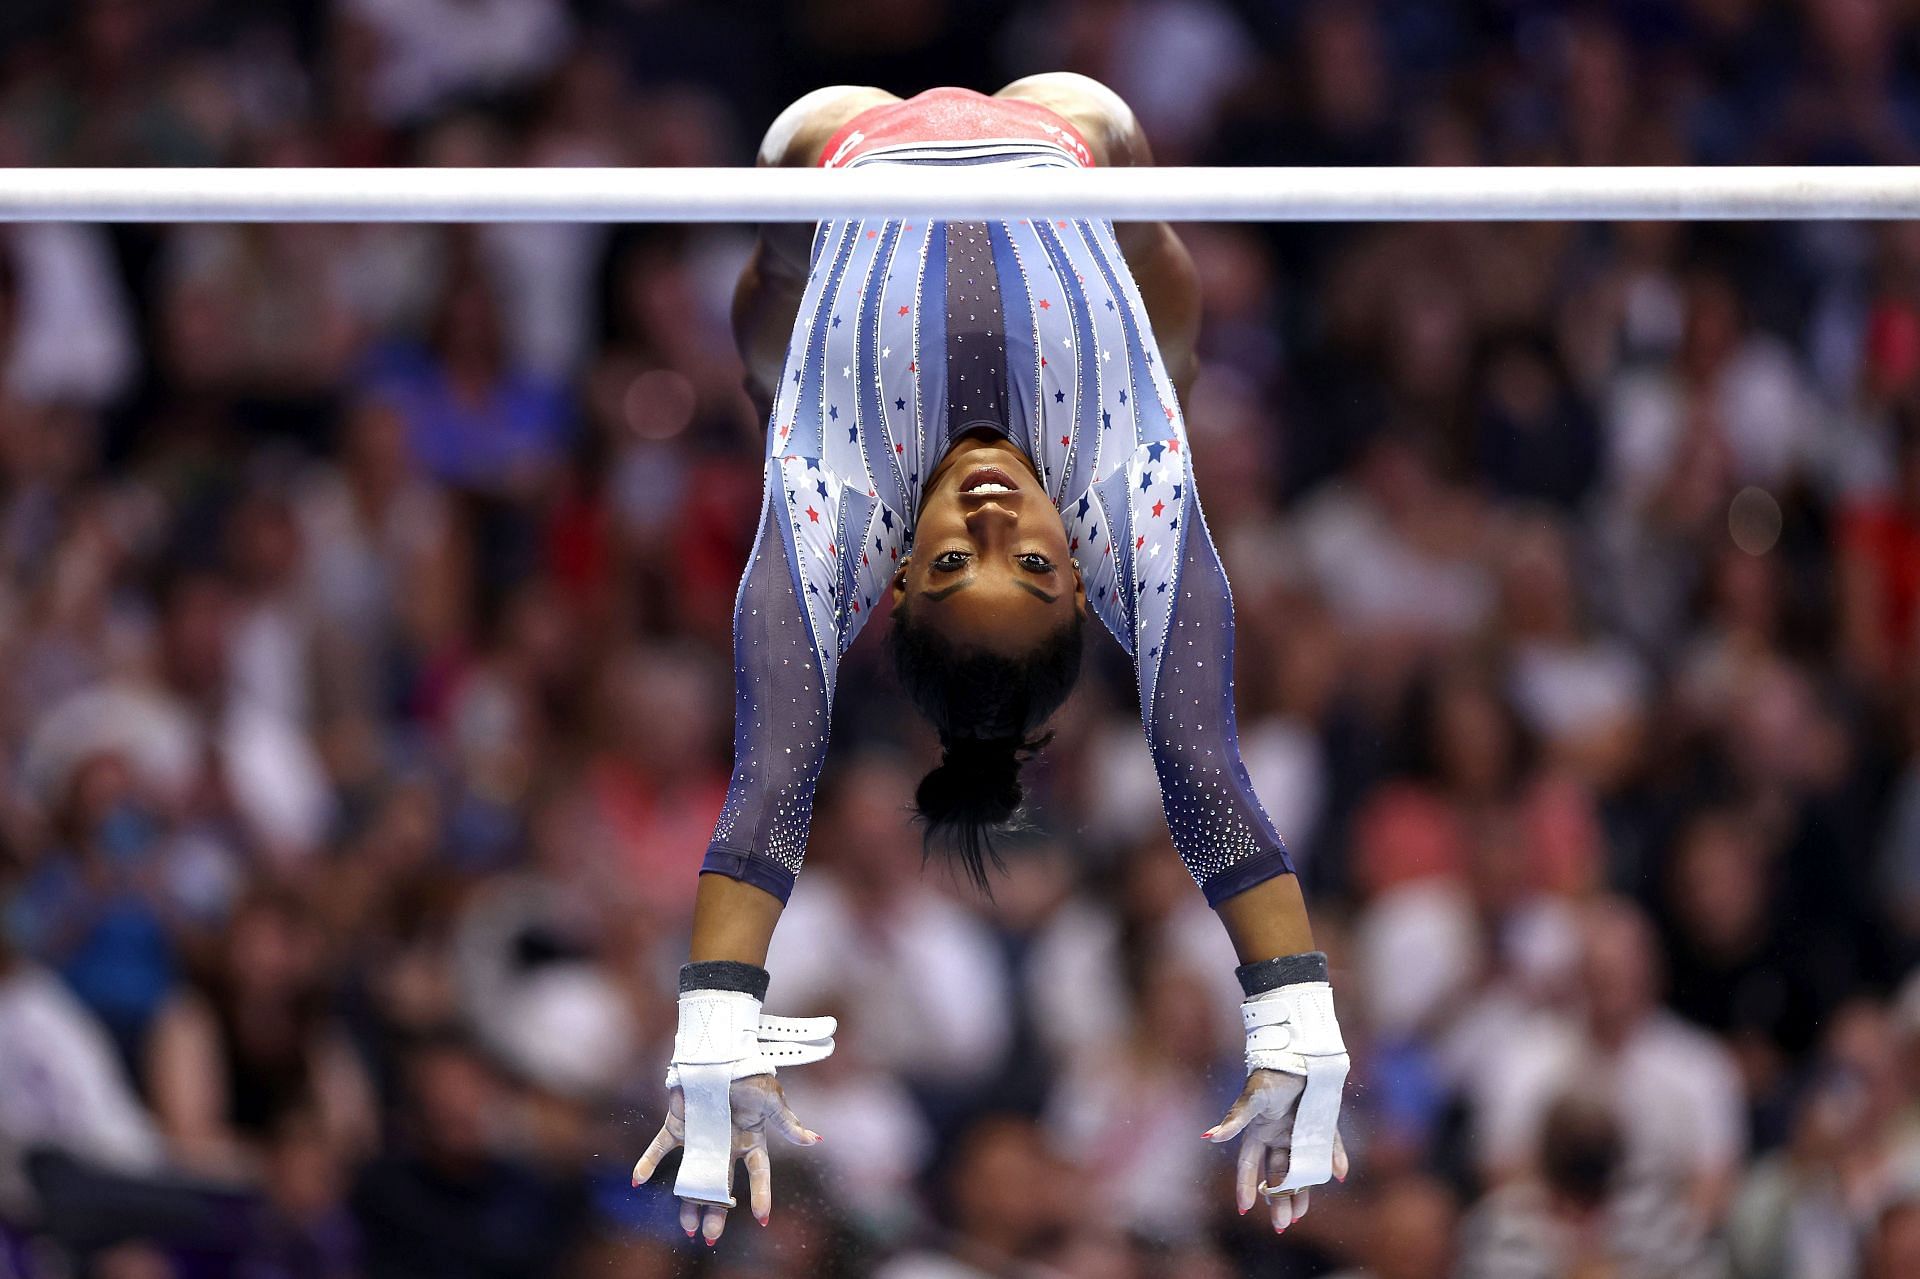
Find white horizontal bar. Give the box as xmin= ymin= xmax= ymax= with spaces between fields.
xmin=1 ymin=166 xmax=1918 ymax=223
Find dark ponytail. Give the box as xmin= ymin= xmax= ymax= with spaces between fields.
xmin=889 ymin=605 xmax=1083 ymax=891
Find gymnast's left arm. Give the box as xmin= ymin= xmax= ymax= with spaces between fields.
xmin=1132 ymin=456 xmax=1352 ymax=1231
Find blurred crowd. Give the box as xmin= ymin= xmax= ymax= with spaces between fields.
xmin=6 ymin=1 xmax=1920 ymax=1277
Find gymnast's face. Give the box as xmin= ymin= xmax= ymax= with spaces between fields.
xmin=894 ymin=435 xmax=1085 ymax=654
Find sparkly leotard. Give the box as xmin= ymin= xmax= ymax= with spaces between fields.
xmin=702 ymin=88 xmax=1292 ymax=907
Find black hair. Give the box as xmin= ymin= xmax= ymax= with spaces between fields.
xmin=889 ymin=600 xmax=1083 ymax=892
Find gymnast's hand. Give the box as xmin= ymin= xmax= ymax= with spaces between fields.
xmin=631 ymin=1075 xmax=822 ymax=1244
xmin=1205 ymin=953 xmax=1352 ymax=1233
xmin=1206 ymin=1068 xmax=1351 ymax=1232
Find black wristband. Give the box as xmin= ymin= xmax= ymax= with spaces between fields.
xmin=1235 ymin=950 xmax=1329 ymax=997
xmin=679 ymin=960 xmax=771 ymax=1000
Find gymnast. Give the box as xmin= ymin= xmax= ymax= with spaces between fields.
xmin=631 ymin=74 xmax=1350 ymax=1244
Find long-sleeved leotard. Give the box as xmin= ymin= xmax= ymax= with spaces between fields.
xmin=703 ymin=107 xmax=1292 ymax=907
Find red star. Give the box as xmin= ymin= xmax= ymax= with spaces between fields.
xmin=1060 ymin=435 xmax=1069 ymax=446
xmin=806 ymin=507 xmax=819 ymax=522
xmin=1056 ymin=220 xmax=1067 ymax=229
xmin=1164 ymin=406 xmax=1175 ymax=422
xmin=866 ymin=230 xmax=877 ymax=239
xmin=895 ymin=443 xmax=904 ymax=453
xmin=897 ymin=305 xmax=909 ymax=316
xmin=1040 ymin=357 xmax=1048 ymax=367
xmin=890 ymin=548 xmax=898 ymax=560
xmin=904 ymin=224 xmax=912 ymax=231
xmin=907 ymin=361 xmax=916 ymax=372
xmin=828 ymin=542 xmax=836 ymax=554
xmin=1168 ymin=438 xmax=1179 ymax=451
xmin=1152 ymin=500 xmax=1165 ymax=518
xmin=1071 ymin=538 xmax=1079 ymax=551
xmin=852 ymin=600 xmax=860 ymax=612
xmin=1038 ymin=298 xmax=1051 ymax=310
xmin=862 ymin=553 xmax=869 ymax=566
xmin=1136 ymin=534 xmax=1146 ymax=549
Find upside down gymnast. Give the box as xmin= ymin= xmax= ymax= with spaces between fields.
xmin=631 ymin=73 xmax=1352 ymax=1244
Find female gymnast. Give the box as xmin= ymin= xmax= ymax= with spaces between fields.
xmin=631 ymin=74 xmax=1351 ymax=1244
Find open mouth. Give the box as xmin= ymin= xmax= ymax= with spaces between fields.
xmin=960 ymin=466 xmax=1020 ymax=496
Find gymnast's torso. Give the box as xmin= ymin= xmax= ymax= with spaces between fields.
xmin=704 ymin=88 xmax=1293 ymax=908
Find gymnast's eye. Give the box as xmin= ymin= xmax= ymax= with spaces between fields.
xmin=931 ymin=550 xmax=970 ymax=573
xmin=1017 ymin=553 xmax=1055 ymax=573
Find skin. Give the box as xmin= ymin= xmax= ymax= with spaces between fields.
xmin=663 ymin=75 xmax=1332 ymax=1242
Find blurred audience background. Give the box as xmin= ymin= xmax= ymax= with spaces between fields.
xmin=3 ymin=1 xmax=1920 ymax=1276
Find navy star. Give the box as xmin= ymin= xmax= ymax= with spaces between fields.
xmin=1146 ymin=442 xmax=1165 ymax=462
xmin=831 ymin=316 xmax=841 ymax=328
xmin=1169 ymin=517 xmax=1179 ymax=531
xmin=1054 ymin=389 xmax=1065 ymax=404
xmin=1104 ymin=299 xmax=1115 ymax=311
xmin=1097 ymin=587 xmax=1107 ymax=599
xmin=1156 ymin=581 xmax=1167 ymax=593
xmin=806 ymin=458 xmax=820 ymax=471
xmin=807 ymin=584 xmax=819 ymax=596
xmin=1148 ymin=646 xmax=1158 ymax=658
xmin=1089 ymin=525 xmax=1099 ymax=540
xmin=895 ymin=397 xmax=906 ymax=411
xmin=1101 ymin=409 xmax=1111 ymax=430
xmin=1140 ymin=471 xmax=1154 ymax=492
xmin=1119 ymin=390 xmax=1127 ymax=404
xmin=881 ymin=509 xmax=894 ymax=530
xmin=1076 ymin=495 xmax=1091 ymax=518
xmin=909 ymin=472 xmax=917 ymax=484
xmin=1171 ymin=483 xmax=1182 ymax=500
xmin=793 ymin=369 xmax=801 ymax=384
xmin=816 ymin=480 xmax=828 ymax=499
xmin=848 ymin=427 xmax=858 ymax=443
xmin=828 ymin=404 xmax=839 ymax=421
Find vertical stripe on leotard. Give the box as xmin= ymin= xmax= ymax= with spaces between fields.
xmin=943 ymin=220 xmax=1010 ymax=439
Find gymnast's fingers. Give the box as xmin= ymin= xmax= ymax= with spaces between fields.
xmin=700 ymin=1201 xmax=728 ymax=1246
xmin=1268 ymin=1185 xmax=1296 ymax=1233
xmin=1234 ymin=1136 xmax=1265 ymax=1216
xmin=767 ymin=1093 xmax=822 ymax=1146
xmin=1206 ymin=1086 xmax=1257 ymax=1145
xmin=1291 ymin=1186 xmax=1311 ymax=1224
xmin=1332 ymin=1129 xmax=1350 ymax=1183
xmin=631 ymin=1122 xmax=679 ymax=1186
xmin=679 ymin=1199 xmax=700 ymax=1239
xmin=745 ymin=1138 xmax=773 ymax=1224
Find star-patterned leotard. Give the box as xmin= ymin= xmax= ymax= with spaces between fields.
xmin=702 ymin=88 xmax=1293 ymax=908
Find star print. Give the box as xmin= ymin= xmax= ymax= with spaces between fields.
xmin=1055 ymin=390 xmax=1066 ymax=404
xmin=832 ymin=316 xmax=842 ymax=327
xmin=793 ymin=369 xmax=801 ymax=384
xmin=882 ymin=347 xmax=891 ymax=358
xmin=1146 ymin=442 xmax=1165 ymax=462
xmin=816 ymin=481 xmax=828 ymax=499
xmin=1164 ymin=406 xmax=1175 ymax=421
xmin=1060 ymin=435 xmax=1070 ymax=446
xmin=897 ymin=306 xmax=909 ymax=316
xmin=806 ymin=507 xmax=819 ymax=522
xmin=1105 ymin=299 xmax=1115 ymax=311
xmin=1169 ymin=438 xmax=1179 ymax=451
xmin=842 ymin=365 xmax=851 ymax=378
xmin=848 ymin=427 xmax=857 ymax=442
xmin=1076 ymin=496 xmax=1091 ymax=518
xmin=1157 ymin=581 xmax=1167 ymax=593
xmin=881 ymin=509 xmax=894 ymax=530
xmin=1119 ymin=390 xmax=1127 ymax=404
xmin=1102 ymin=350 xmax=1111 ymax=363
xmin=1152 ymin=500 xmax=1165 ymax=517
xmin=1039 ymin=298 xmax=1051 ymax=310
xmin=1169 ymin=518 xmax=1179 ymax=531
xmin=1140 ymin=471 xmax=1154 ymax=492
xmin=829 ymin=405 xmax=839 ymax=421
xmin=895 ymin=398 xmax=906 ymax=411
xmin=1149 ymin=544 xmax=1160 ymax=558
xmin=1172 ymin=484 xmax=1182 ymax=500
xmin=1102 ymin=410 xmax=1112 ymax=429
xmin=1136 ymin=535 xmax=1146 ymax=549
xmin=1148 ymin=646 xmax=1158 ymax=658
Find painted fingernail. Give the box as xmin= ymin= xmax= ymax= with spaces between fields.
xmin=704 ymin=1236 xmax=717 ymax=1248
xmin=1200 ymin=1129 xmax=1216 ymax=1139
xmin=684 ymin=1228 xmax=696 ymax=1238
xmin=757 ymin=1215 xmax=769 ymax=1226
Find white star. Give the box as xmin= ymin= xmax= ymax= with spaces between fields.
xmin=882 ymin=347 xmax=891 ymax=359
xmin=1102 ymin=349 xmax=1111 ymax=362
xmin=842 ymin=365 xmax=851 ymax=378
xmin=1148 ymin=543 xmax=1161 ymax=558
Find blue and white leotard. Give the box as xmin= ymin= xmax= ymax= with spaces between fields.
xmin=702 ymin=129 xmax=1293 ymax=908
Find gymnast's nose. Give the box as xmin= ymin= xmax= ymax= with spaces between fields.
xmin=963 ymin=502 xmax=1018 ymax=539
